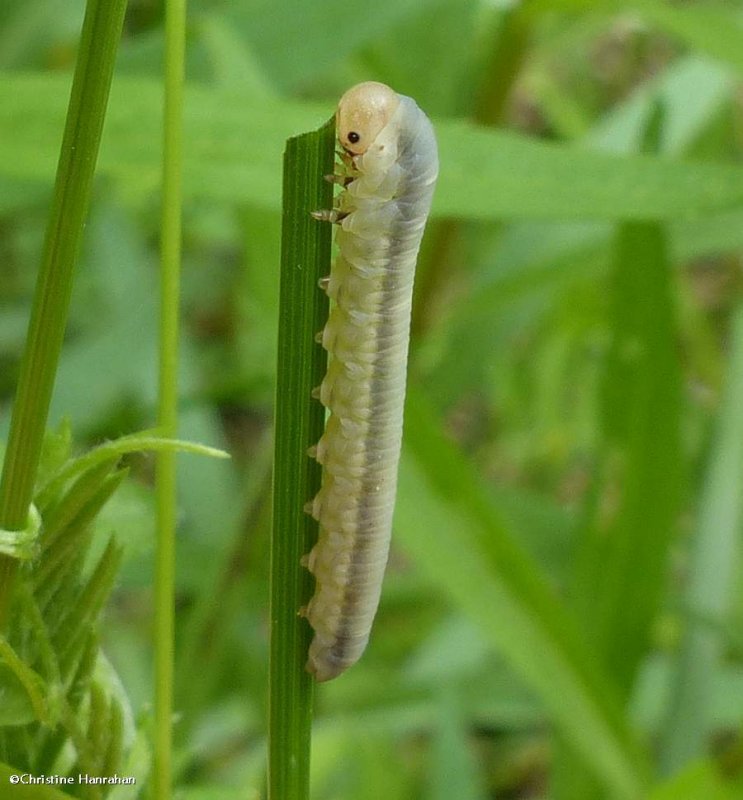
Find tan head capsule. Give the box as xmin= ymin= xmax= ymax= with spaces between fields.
xmin=336 ymin=81 xmax=401 ymax=155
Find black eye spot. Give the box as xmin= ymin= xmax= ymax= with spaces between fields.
xmin=347 ymin=131 xmax=361 ymax=144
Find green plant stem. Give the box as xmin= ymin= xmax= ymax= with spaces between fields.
xmin=269 ymin=118 xmax=334 ymax=800
xmin=0 ymin=0 xmax=127 ymax=621
xmin=154 ymin=0 xmax=186 ymax=797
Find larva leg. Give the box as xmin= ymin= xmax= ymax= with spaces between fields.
xmin=324 ymin=173 xmax=353 ymax=187
xmin=303 ymin=496 xmax=321 ymax=520
xmin=301 ymin=546 xmax=318 ymax=572
xmin=310 ymin=209 xmax=348 ymax=223
xmin=337 ymin=150 xmax=355 ymax=169
xmin=307 ymin=438 xmax=327 ymax=464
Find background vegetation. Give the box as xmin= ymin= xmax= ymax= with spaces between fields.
xmin=2 ymin=0 xmax=743 ymax=797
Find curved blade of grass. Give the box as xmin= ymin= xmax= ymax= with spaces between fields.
xmin=269 ymin=117 xmax=335 ymax=800
xmin=36 ymin=432 xmax=228 ymax=510
xmin=396 ymin=391 xmax=649 ymax=799
xmin=0 ymin=0 xmax=128 ymax=616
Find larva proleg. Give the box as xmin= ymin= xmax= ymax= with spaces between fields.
xmin=302 ymin=81 xmax=438 ymax=682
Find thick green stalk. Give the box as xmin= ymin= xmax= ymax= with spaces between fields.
xmin=269 ymin=118 xmax=334 ymax=800
xmin=0 ymin=0 xmax=128 ymax=618
xmin=153 ymin=0 xmax=187 ymax=797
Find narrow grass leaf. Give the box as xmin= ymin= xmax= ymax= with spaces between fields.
xmin=574 ymin=217 xmax=683 ymax=697
xmin=427 ymin=687 xmax=486 ymax=800
xmin=36 ymin=432 xmax=228 ymax=511
xmin=269 ymin=117 xmax=335 ymax=800
xmin=659 ymin=306 xmax=743 ymax=773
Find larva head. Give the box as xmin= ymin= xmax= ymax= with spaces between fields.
xmin=336 ymin=82 xmax=400 ymax=155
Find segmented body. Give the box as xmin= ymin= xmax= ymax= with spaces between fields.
xmin=303 ymin=83 xmax=438 ymax=681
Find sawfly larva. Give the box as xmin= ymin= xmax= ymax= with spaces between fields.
xmin=302 ymin=82 xmax=438 ymax=681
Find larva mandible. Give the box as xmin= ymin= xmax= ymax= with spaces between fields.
xmin=301 ymin=82 xmax=438 ymax=682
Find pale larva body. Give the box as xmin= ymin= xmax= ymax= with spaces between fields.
xmin=303 ymin=82 xmax=438 ymax=681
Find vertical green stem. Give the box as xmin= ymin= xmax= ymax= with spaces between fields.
xmin=0 ymin=0 xmax=127 ymax=619
xmin=153 ymin=0 xmax=186 ymax=796
xmin=269 ymin=119 xmax=334 ymax=800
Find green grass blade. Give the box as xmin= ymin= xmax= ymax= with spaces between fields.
xmin=269 ymin=117 xmax=334 ymax=800
xmin=574 ymin=219 xmax=683 ymax=697
xmin=0 ymin=0 xmax=127 ymax=615
xmin=397 ymin=392 xmax=648 ymax=800
xmin=659 ymin=305 xmax=743 ymax=773
xmin=427 ymin=687 xmax=486 ymax=800
xmin=36 ymin=432 xmax=228 ymax=511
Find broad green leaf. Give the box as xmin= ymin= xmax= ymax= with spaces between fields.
xmin=1 ymin=73 xmax=742 ymax=221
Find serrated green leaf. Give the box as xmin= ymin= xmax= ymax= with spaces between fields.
xmin=0 ymin=662 xmax=37 ymax=726
xmin=35 ymin=468 xmax=127 ymax=615
xmin=0 ymin=637 xmax=47 ymax=725
xmin=55 ymin=538 xmax=123 ymax=676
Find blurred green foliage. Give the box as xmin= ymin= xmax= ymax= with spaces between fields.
xmin=2 ymin=0 xmax=743 ymax=798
